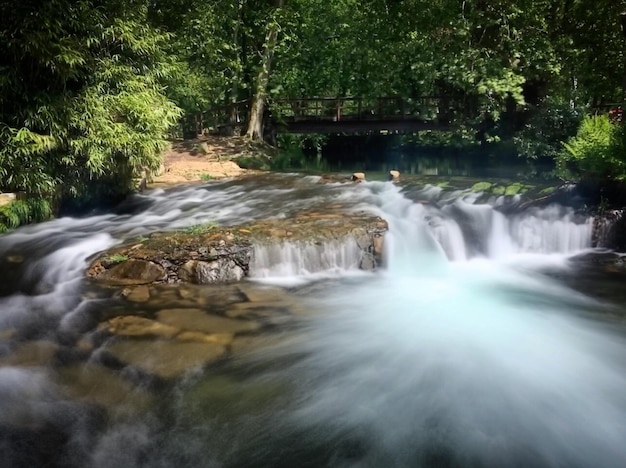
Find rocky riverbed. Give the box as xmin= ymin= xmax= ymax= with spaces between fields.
xmin=87 ymin=209 xmax=387 ymax=285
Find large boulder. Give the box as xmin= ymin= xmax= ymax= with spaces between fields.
xmin=97 ymin=259 xmax=166 ymax=285
xmin=88 ymin=210 xmax=388 ymax=285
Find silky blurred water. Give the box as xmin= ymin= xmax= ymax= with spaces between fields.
xmin=0 ymin=175 xmax=624 ymax=468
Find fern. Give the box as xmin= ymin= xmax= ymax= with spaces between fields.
xmin=557 ymin=115 xmax=626 ymax=180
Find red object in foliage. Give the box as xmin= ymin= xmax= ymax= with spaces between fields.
xmin=609 ymin=107 xmax=624 ymax=123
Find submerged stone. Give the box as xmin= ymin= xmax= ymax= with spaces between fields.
xmin=97 ymin=259 xmax=166 ymax=285
xmin=156 ymin=308 xmax=260 ymax=334
xmin=103 ymin=339 xmax=226 ymax=379
xmin=101 ymin=315 xmax=180 ymax=339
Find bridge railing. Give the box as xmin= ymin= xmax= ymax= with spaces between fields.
xmin=186 ymin=96 xmax=453 ymax=136
xmin=270 ymin=96 xmax=441 ymax=122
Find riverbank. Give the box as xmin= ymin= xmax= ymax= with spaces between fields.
xmin=149 ymin=135 xmax=273 ymax=185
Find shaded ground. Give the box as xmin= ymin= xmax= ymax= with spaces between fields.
xmin=152 ymin=135 xmax=271 ymax=184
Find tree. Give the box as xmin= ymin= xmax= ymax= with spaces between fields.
xmin=0 ymin=0 xmax=181 ymax=207
xmin=246 ymin=0 xmax=286 ymax=141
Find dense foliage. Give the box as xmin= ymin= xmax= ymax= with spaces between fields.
xmin=0 ymin=0 xmax=181 ymax=208
xmin=1 ymin=0 xmax=625 ymax=226
xmin=558 ymin=116 xmax=626 ymax=181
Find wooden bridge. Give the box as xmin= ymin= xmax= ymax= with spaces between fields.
xmin=186 ymin=96 xmax=465 ymax=137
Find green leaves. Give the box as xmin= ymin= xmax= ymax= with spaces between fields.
xmin=557 ymin=115 xmax=626 ymax=181
xmin=0 ymin=0 xmax=182 ymax=206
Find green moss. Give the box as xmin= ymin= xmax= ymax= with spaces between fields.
xmin=504 ymin=183 xmax=523 ymax=196
xmin=105 ymin=253 xmax=129 ymax=264
xmin=538 ymin=186 xmax=556 ymax=196
xmin=471 ymin=181 xmax=493 ymax=192
xmin=492 ymin=185 xmax=506 ymax=196
xmin=185 ymin=221 xmax=220 ymax=235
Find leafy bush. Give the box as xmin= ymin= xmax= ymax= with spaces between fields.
xmin=556 ymin=115 xmax=626 ymax=181
xmin=0 ymin=198 xmax=53 ymax=233
xmin=514 ymin=99 xmax=584 ymax=161
xmin=0 ymin=0 xmax=182 ymax=209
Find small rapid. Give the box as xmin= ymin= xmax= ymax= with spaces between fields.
xmin=0 ymin=175 xmax=623 ymax=468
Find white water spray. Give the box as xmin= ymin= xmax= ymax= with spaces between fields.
xmin=281 ymin=182 xmax=626 ymax=467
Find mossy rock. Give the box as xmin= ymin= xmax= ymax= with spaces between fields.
xmin=492 ymin=185 xmax=506 ymax=196
xmin=538 ymin=186 xmax=557 ymax=196
xmin=471 ymin=181 xmax=493 ymax=192
xmin=504 ymin=184 xmax=522 ymax=196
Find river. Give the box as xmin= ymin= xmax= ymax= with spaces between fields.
xmin=1 ymin=174 xmax=625 ymax=467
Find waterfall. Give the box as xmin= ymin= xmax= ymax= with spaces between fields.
xmin=250 ymin=240 xmax=363 ymax=282
xmin=0 ymin=175 xmax=622 ymax=468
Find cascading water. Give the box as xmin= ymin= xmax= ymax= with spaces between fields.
xmin=267 ymin=182 xmax=626 ymax=467
xmin=0 ymin=175 xmax=624 ymax=468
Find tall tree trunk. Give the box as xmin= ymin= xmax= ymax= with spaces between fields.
xmin=246 ymin=0 xmax=284 ymax=141
xmin=229 ymin=0 xmax=246 ymax=130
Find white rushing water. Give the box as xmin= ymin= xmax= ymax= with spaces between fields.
xmin=0 ymin=175 xmax=624 ymax=468
xmin=274 ymin=182 xmax=626 ymax=467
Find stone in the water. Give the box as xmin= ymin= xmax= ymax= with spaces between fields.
xmin=176 ymin=331 xmax=234 ymax=346
xmin=389 ymin=170 xmax=400 ymax=180
xmin=373 ymin=235 xmax=384 ymax=257
xmin=359 ymin=253 xmax=376 ymax=271
xmin=0 ymin=340 xmax=58 ymax=367
xmin=100 ymin=260 xmax=166 ymax=285
xmin=237 ymin=283 xmax=286 ymax=303
xmin=56 ymin=363 xmax=152 ymax=411
xmin=121 ymin=285 xmax=151 ymax=302
xmin=102 ymin=316 xmax=180 ymax=339
xmin=179 ymin=259 xmax=245 ymax=284
xmin=352 ymin=172 xmax=365 ymax=182
xmin=156 ymin=308 xmax=260 ymax=334
xmin=104 ymin=339 xmax=226 ymax=379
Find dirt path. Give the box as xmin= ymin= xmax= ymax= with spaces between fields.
xmin=151 ymin=136 xmax=266 ymax=184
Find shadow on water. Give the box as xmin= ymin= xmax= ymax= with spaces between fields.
xmin=283 ymin=134 xmax=552 ymax=179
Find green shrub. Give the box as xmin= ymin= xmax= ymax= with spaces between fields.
xmin=105 ymin=253 xmax=129 ymax=264
xmin=185 ymin=221 xmax=220 ymax=235
xmin=557 ymin=115 xmax=626 ymax=181
xmin=0 ymin=198 xmax=53 ymax=233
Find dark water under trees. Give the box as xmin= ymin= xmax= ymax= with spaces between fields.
xmin=1 ymin=174 xmax=626 ymax=467
xmin=277 ymin=134 xmax=552 ymax=179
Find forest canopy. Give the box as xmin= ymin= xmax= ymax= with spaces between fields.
xmin=1 ymin=0 xmax=625 ymax=209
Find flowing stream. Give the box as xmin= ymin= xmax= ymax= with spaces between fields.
xmin=1 ymin=174 xmax=625 ymax=468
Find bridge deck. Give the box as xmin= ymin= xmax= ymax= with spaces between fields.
xmin=189 ymin=96 xmax=458 ymax=136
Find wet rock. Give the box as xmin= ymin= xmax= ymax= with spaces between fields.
xmin=0 ymin=341 xmax=59 ymax=367
xmin=56 ymin=363 xmax=153 ymax=411
xmin=88 ymin=210 xmax=388 ymax=286
xmin=178 ymin=283 xmax=245 ymax=308
xmin=103 ymin=340 xmax=226 ymax=379
xmin=121 ymin=285 xmax=151 ymax=302
xmin=176 ymin=331 xmax=234 ymax=345
xmin=373 ymin=235 xmax=384 ymax=258
xmin=179 ymin=259 xmax=245 ymax=284
xmin=359 ymin=253 xmax=376 ymax=271
xmin=99 ymin=259 xmax=166 ymax=285
xmin=237 ymin=284 xmax=286 ymax=303
xmin=156 ymin=308 xmax=260 ymax=334
xmin=102 ymin=316 xmax=179 ymax=339
xmin=352 ymin=172 xmax=365 ymax=182
xmin=389 ymin=170 xmax=400 ymax=181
